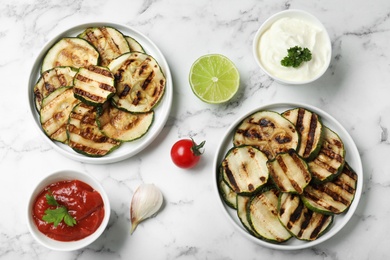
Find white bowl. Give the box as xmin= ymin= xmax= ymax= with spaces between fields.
xmin=27 ymin=22 xmax=173 ymax=164
xmin=26 ymin=169 xmax=111 ymax=251
xmin=213 ymin=102 xmax=363 ymax=250
xmin=253 ymin=10 xmax=332 ymax=84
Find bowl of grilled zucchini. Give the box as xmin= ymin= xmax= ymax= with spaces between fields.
xmin=214 ymin=102 xmax=362 ymax=250
xmin=28 ymin=23 xmax=172 ymax=164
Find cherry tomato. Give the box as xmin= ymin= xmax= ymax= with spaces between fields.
xmin=170 ymin=138 xmax=205 ymax=169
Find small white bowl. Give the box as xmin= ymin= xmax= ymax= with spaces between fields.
xmin=26 ymin=170 xmax=111 ymax=251
xmin=253 ymin=9 xmax=332 ymax=85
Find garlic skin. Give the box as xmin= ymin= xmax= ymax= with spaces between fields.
xmin=130 ymin=183 xmax=163 ymax=234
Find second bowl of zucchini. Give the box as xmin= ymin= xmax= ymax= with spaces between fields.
xmin=213 ymin=102 xmax=362 ymax=250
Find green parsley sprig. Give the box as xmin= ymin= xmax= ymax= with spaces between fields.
xmin=281 ymin=46 xmax=312 ymax=68
xmin=42 ymin=191 xmax=77 ymax=227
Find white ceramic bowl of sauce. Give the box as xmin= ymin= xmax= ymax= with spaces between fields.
xmin=253 ymin=9 xmax=332 ymax=84
xmin=26 ymin=169 xmax=111 ymax=251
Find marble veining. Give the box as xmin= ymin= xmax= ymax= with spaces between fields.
xmin=0 ymin=0 xmax=390 ymax=259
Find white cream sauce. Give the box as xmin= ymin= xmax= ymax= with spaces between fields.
xmin=258 ymin=16 xmax=331 ymax=83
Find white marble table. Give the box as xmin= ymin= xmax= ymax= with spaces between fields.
xmin=1 ymin=0 xmax=389 ymax=259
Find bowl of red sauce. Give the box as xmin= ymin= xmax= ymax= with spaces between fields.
xmin=27 ymin=169 xmax=111 ymax=251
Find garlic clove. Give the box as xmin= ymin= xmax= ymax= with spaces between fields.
xmin=130 ymin=183 xmax=163 ymax=234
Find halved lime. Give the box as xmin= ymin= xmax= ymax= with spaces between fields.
xmin=189 ymin=54 xmax=240 ymax=104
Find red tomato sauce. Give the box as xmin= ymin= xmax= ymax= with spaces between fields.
xmin=32 ymin=180 xmax=105 ymax=242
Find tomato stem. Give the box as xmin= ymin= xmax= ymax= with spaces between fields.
xmin=191 ymin=138 xmax=205 ymax=156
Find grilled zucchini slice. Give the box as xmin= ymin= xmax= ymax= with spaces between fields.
xmin=108 ymin=52 xmax=166 ymax=113
xmin=308 ymin=127 xmax=345 ymax=183
xmin=73 ymin=65 xmax=116 ymax=106
xmin=217 ymin=166 xmax=237 ymax=209
xmin=79 ymin=26 xmax=130 ymax=67
xmin=248 ymin=188 xmax=292 ymax=243
xmin=41 ymin=37 xmax=99 ymax=73
xmin=267 ymin=149 xmax=312 ymax=194
xmin=233 ymin=110 xmax=299 ymax=160
xmin=221 ymin=145 xmax=269 ymax=195
xmin=125 ymin=36 xmax=145 ymax=53
xmin=278 ymin=193 xmax=333 ymax=241
xmin=282 ymin=108 xmax=324 ymax=161
xmin=40 ymin=87 xmax=80 ymax=143
xmin=34 ymin=66 xmax=77 ymax=111
xmin=96 ymin=102 xmax=154 ymax=142
xmin=236 ymin=195 xmax=256 ymax=235
xmin=67 ymin=103 xmax=121 ymax=157
xmin=301 ymin=162 xmax=358 ymax=215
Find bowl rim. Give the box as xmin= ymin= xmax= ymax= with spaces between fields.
xmin=252 ymin=9 xmax=332 ymax=85
xmin=26 ymin=169 xmax=111 ymax=251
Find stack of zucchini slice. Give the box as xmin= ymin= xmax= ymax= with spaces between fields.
xmin=218 ymin=107 xmax=358 ymax=243
xmin=34 ymin=25 xmax=166 ymax=157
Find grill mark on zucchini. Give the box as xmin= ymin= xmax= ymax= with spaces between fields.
xmin=91 ymin=64 xmax=113 ymax=77
xmin=218 ymin=166 xmax=237 ymax=209
xmin=75 ymin=74 xmax=91 ymax=83
xmin=74 ymin=87 xmax=104 ymax=103
xmin=44 ymin=82 xmax=56 ymax=92
xmin=334 ymin=179 xmax=354 ymax=194
xmin=99 ymin=82 xmax=116 ymax=92
xmin=296 ymin=108 xmax=305 ymax=132
xmin=322 ymin=145 xmax=344 ymax=164
xmin=301 ymin=210 xmax=313 ymax=229
xmin=275 ymin=134 xmax=293 ymax=144
xmin=310 ymin=214 xmax=331 ymax=240
xmin=314 ymin=156 xmax=337 ymax=174
xmin=132 ymin=91 xmax=142 ymax=106
xmin=295 ymin=108 xmax=318 ymax=158
xmin=142 ymin=70 xmax=154 ymax=90
xmin=305 ymin=113 xmax=318 ymax=157
xmin=289 ymin=195 xmax=304 ymax=226
xmin=85 ymin=31 xmax=99 ymax=47
xmin=223 ymin=161 xmax=240 ymax=192
xmin=120 ymin=84 xmax=131 ymax=98
xmin=297 ymin=210 xmax=312 ymax=238
xmin=87 ymin=65 xmax=116 ymax=93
